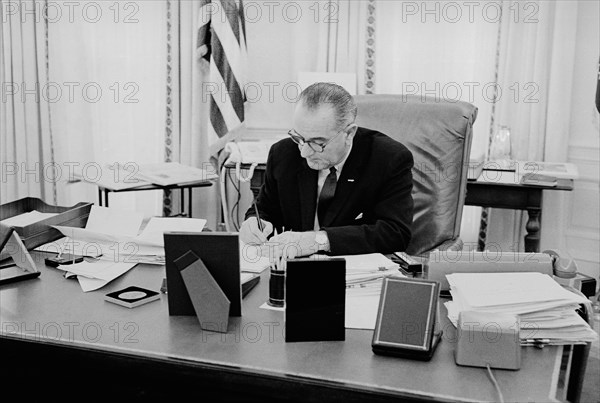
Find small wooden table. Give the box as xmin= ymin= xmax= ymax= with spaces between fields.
xmin=464 ymin=176 xmax=574 ymax=253
xmin=97 ymin=181 xmax=213 ymax=217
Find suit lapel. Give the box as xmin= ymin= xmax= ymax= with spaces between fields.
xmin=321 ymin=133 xmax=370 ymax=227
xmin=297 ymin=164 xmax=318 ymax=230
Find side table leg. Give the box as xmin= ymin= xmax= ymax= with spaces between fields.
xmin=524 ymin=209 xmax=541 ymax=253
xmin=98 ymin=188 xmax=103 ymax=206
xmin=180 ymin=188 xmax=185 ymax=217
xmin=477 ymin=207 xmax=489 ymax=251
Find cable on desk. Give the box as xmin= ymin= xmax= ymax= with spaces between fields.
xmin=486 ymin=364 xmax=505 ymax=403
xmin=219 ymin=165 xmax=232 ymax=232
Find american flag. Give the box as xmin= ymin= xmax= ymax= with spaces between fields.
xmin=197 ymin=0 xmax=247 ymax=156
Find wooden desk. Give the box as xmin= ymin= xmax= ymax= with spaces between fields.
xmin=233 ymin=164 xmax=574 ymax=253
xmin=465 ymin=177 xmax=574 ymax=253
xmin=0 ymin=251 xmax=586 ymax=402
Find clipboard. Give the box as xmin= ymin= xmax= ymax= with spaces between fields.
xmin=0 ymin=222 xmax=40 ymax=285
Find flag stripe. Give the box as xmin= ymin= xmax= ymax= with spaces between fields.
xmin=211 ymin=35 xmax=245 ymax=121
xmin=220 ymin=0 xmax=241 ymax=45
xmin=210 ymin=96 xmax=228 ymax=137
xmin=197 ymin=0 xmax=246 ymax=155
xmin=238 ymin=0 xmax=246 ymax=46
xmin=209 ymin=54 xmax=243 ymax=129
xmin=213 ymin=0 xmax=245 ymax=88
xmin=197 ymin=2 xmax=212 ymax=60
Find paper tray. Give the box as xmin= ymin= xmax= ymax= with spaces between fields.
xmin=0 ymin=197 xmax=93 ymax=260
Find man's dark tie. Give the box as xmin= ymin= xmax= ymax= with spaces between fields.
xmin=318 ymin=167 xmax=337 ymax=225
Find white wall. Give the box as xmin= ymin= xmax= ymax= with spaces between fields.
xmin=563 ymin=0 xmax=600 ymax=279
xmin=244 ymin=1 xmax=322 ymax=133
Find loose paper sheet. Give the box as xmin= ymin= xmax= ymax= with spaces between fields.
xmin=0 ymin=210 xmax=57 ymax=227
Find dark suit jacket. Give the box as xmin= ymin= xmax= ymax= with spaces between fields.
xmin=245 ymin=127 xmax=414 ymax=255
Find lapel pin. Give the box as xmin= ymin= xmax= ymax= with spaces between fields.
xmin=347 ymin=179 xmax=355 ymax=182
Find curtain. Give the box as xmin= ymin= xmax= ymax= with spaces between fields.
xmin=315 ymin=0 xmax=368 ymax=93
xmin=167 ymin=0 xmax=219 ymax=228
xmin=1 ymin=0 xmax=55 ymax=205
xmin=47 ymin=1 xmax=167 ymax=215
xmin=485 ymin=1 xmax=580 ymax=251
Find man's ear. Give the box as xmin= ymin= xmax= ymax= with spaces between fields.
xmin=345 ymin=124 xmax=358 ymax=144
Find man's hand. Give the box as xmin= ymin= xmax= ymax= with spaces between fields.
xmin=239 ymin=217 xmax=273 ymax=244
xmin=266 ymin=231 xmax=321 ymax=260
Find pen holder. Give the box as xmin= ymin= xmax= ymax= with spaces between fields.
xmin=268 ymin=268 xmax=285 ymax=307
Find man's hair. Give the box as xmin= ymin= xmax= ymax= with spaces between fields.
xmin=298 ymin=82 xmax=357 ymax=129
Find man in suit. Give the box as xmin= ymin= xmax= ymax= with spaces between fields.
xmin=239 ymin=82 xmax=414 ymax=257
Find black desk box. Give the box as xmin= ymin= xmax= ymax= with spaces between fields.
xmin=285 ymin=258 xmax=346 ymax=342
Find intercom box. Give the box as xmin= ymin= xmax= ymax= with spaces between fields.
xmin=455 ymin=311 xmax=521 ymax=370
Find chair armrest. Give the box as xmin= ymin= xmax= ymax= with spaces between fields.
xmin=431 ymin=237 xmax=463 ymax=252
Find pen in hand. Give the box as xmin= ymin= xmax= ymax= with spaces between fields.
xmin=253 ymin=200 xmax=264 ymax=232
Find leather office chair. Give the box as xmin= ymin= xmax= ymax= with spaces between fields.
xmin=354 ymin=94 xmax=478 ymax=256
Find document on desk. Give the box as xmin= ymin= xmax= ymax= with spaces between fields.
xmin=47 ymin=208 xmax=209 ymax=265
xmin=70 ymin=163 xmax=151 ymax=191
xmin=321 ymin=253 xmax=402 ymax=330
xmin=51 ymin=226 xmax=163 ymax=261
xmin=239 ymin=241 xmax=270 ymax=273
xmin=61 ymin=260 xmax=137 ymax=292
xmin=447 ymin=272 xmax=588 ymax=308
xmin=136 ymin=217 xmax=207 ymax=246
xmin=0 ymin=210 xmax=58 ymax=227
xmin=478 ymin=170 xmax=523 ymax=184
xmin=345 ymin=283 xmax=388 ymax=330
xmin=445 ymin=272 xmax=598 ymax=344
xmin=85 ymin=205 xmax=144 ymax=237
xmin=136 ymin=162 xmax=218 ymax=186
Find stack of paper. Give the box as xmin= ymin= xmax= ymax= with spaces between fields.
xmin=336 ymin=253 xmax=402 ymax=330
xmin=445 ymin=272 xmax=598 ymax=345
xmin=337 ymin=253 xmax=400 ymax=289
xmin=37 ymin=206 xmax=206 ymax=291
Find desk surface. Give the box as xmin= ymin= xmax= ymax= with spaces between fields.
xmin=0 ymin=252 xmax=573 ymax=402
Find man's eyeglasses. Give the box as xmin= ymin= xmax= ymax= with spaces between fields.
xmin=287 ymin=126 xmax=349 ymax=153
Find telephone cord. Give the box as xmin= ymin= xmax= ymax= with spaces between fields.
xmin=235 ymin=161 xmax=257 ymax=183
xmin=486 ymin=364 xmax=505 ymax=403
xmin=220 ymin=165 xmax=231 ymax=231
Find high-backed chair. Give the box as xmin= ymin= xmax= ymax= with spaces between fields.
xmin=354 ymin=94 xmax=478 ymax=256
